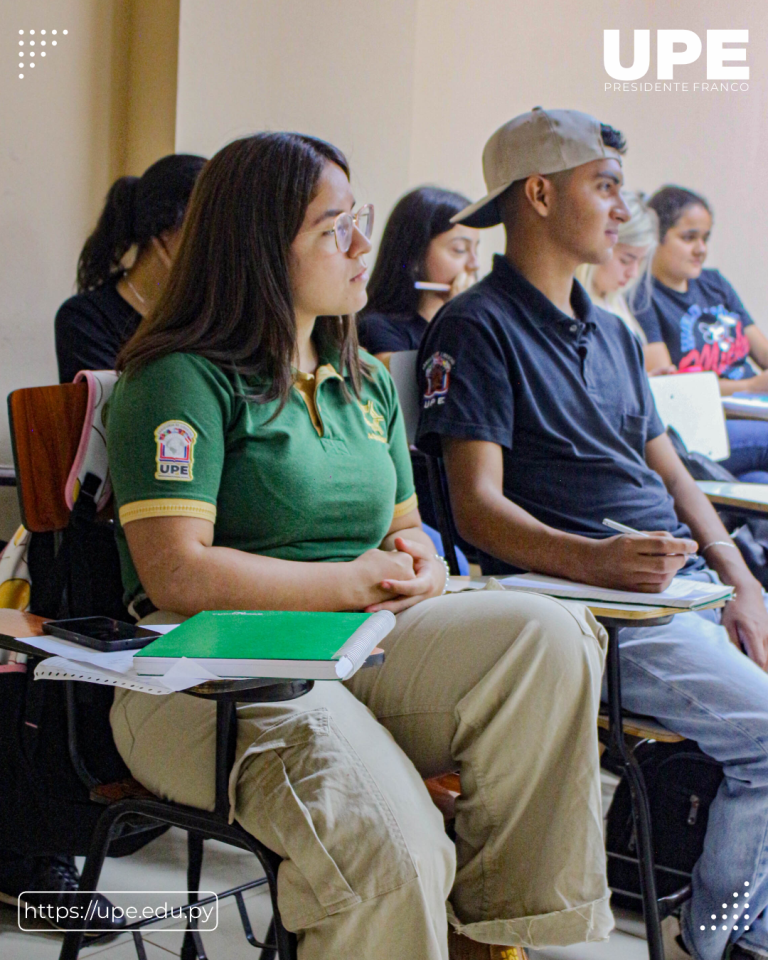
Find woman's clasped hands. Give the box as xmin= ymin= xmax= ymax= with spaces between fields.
xmin=350 ymin=537 xmax=447 ymax=613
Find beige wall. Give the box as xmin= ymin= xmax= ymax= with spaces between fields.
xmin=408 ymin=0 xmax=768 ymax=317
xmin=177 ymin=0 xmax=768 ymax=318
xmin=0 ymin=0 xmax=178 ymax=541
xmin=177 ymin=0 xmax=419 ymax=257
xmin=3 ymin=0 xmax=767 ymax=540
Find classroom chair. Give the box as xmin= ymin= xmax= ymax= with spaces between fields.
xmin=7 ymin=381 xmax=308 ymax=960
xmin=387 ymin=354 xmax=700 ymax=960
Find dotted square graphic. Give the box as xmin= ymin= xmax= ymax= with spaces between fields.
xmin=702 ymin=882 xmax=751 ymax=935
xmin=17 ymin=28 xmax=67 ymax=78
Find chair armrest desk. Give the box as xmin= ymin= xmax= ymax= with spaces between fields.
xmin=697 ymin=480 xmax=768 ymax=516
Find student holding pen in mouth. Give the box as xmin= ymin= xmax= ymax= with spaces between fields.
xmin=357 ymin=187 xmax=480 ymax=364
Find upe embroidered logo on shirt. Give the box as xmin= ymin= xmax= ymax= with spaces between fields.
xmin=423 ymin=352 xmax=454 ymax=408
xmin=154 ymin=420 xmax=197 ymax=481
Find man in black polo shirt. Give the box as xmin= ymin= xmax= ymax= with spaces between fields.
xmin=416 ymin=108 xmax=768 ymax=960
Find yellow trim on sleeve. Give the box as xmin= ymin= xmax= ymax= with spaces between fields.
xmin=392 ymin=493 xmax=418 ymax=520
xmin=119 ymin=499 xmax=217 ymax=525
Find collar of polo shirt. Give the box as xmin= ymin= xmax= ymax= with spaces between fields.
xmin=490 ymin=255 xmax=598 ymax=332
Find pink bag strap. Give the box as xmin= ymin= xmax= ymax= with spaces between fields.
xmin=64 ymin=370 xmax=119 ymax=512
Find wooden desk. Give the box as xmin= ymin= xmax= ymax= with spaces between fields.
xmin=0 ymin=608 xmax=47 ymax=636
xmin=697 ymin=480 xmax=768 ymax=514
xmin=0 ymin=608 xmax=48 ymax=658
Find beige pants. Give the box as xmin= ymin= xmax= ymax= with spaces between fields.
xmin=110 ymin=590 xmax=612 ymax=959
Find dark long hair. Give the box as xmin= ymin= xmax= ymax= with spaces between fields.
xmin=648 ymin=185 xmax=713 ymax=242
xmin=117 ymin=132 xmax=367 ymax=408
xmin=363 ymin=186 xmax=471 ymax=316
xmin=76 ymin=154 xmax=207 ymax=292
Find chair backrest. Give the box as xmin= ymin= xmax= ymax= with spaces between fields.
xmin=384 ymin=350 xmax=464 ymax=574
xmin=8 ymin=383 xmax=89 ymax=532
xmin=387 ymin=350 xmax=420 ymax=445
xmin=648 ymin=372 xmax=730 ymax=462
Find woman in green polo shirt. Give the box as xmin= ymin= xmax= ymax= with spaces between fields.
xmin=106 ymin=132 xmax=611 ymax=960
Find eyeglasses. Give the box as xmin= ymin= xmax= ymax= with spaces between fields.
xmin=331 ymin=204 xmax=374 ymax=252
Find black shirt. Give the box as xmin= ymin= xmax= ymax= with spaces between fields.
xmin=415 ymin=255 xmax=690 ymax=570
xmin=634 ymin=269 xmax=754 ymax=380
xmin=55 ymin=280 xmax=142 ymax=383
xmin=357 ymin=311 xmax=429 ymax=354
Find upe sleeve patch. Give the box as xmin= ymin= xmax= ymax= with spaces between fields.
xmin=154 ymin=420 xmax=197 ymax=481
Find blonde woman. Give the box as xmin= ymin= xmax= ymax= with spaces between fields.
xmin=575 ymin=191 xmax=669 ymax=360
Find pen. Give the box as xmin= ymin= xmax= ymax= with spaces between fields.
xmin=414 ymin=281 xmax=451 ymax=292
xmin=602 ymin=518 xmax=651 ymax=538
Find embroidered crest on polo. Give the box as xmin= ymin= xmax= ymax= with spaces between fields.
xmin=154 ymin=420 xmax=197 ymax=481
xmin=423 ymin=352 xmax=455 ymax=408
xmin=359 ymin=400 xmax=387 ymax=443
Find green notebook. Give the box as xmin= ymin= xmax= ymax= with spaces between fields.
xmin=133 ymin=610 xmax=395 ymax=680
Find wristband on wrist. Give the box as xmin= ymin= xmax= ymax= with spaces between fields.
xmin=700 ymin=540 xmax=738 ymax=555
xmin=434 ymin=554 xmax=451 ymax=595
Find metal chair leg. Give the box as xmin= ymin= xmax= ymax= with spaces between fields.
xmin=238 ymin=838 xmax=296 ymax=960
xmin=181 ymin=832 xmax=205 ymax=960
xmin=59 ymin=802 xmax=126 ymax=960
xmin=604 ymin=620 xmax=665 ymax=960
xmin=259 ymin=917 xmax=277 ymax=960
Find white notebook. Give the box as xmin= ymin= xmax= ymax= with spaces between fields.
xmin=499 ymin=573 xmax=733 ymax=609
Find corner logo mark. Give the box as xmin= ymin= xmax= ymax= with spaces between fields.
xmin=699 ymin=881 xmax=751 ymax=934
xmin=603 ymin=29 xmax=750 ymax=93
xmin=155 ymin=421 xmax=197 ymax=481
xmin=17 ymin=28 xmax=68 ymax=80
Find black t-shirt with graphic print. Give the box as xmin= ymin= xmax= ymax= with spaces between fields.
xmin=634 ymin=269 xmax=754 ymax=380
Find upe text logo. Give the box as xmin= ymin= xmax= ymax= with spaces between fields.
xmin=604 ymin=30 xmax=749 ymax=81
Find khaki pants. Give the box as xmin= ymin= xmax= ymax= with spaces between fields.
xmin=110 ymin=590 xmax=612 ymax=959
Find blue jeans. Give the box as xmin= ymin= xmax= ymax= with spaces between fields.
xmin=721 ymin=419 xmax=768 ymax=484
xmin=612 ymin=574 xmax=768 ymax=959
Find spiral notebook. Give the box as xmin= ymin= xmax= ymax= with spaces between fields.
xmin=35 ymin=656 xmax=174 ymax=695
xmin=133 ymin=609 xmax=395 ymax=680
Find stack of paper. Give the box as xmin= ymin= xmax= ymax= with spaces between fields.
xmin=23 ymin=625 xmax=200 ymax=695
xmin=499 ymin=573 xmax=733 ymax=609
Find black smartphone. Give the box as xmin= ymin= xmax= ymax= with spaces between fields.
xmin=43 ymin=617 xmax=161 ymax=652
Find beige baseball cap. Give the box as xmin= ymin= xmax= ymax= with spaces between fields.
xmin=452 ymin=107 xmax=623 ymax=228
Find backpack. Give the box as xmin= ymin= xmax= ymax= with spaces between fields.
xmin=604 ymin=740 xmax=723 ymax=910
xmin=665 ymin=425 xmax=738 ymax=483
xmin=0 ymin=371 xmax=165 ymax=857
xmin=0 ymin=504 xmax=165 ymax=857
